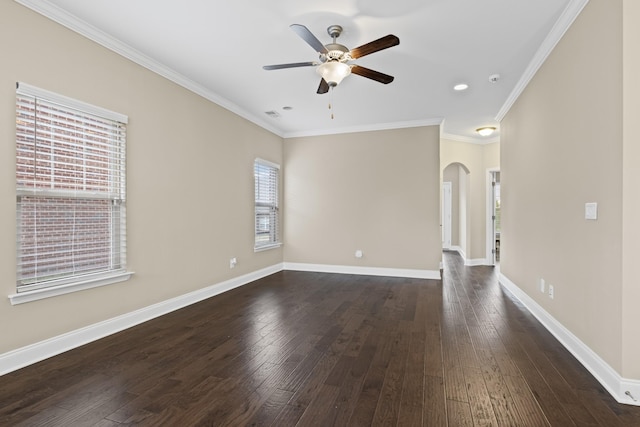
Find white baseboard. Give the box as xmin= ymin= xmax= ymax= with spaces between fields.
xmin=449 ymin=246 xmax=489 ymax=267
xmin=0 ymin=263 xmax=284 ymax=376
xmin=450 ymin=245 xmax=466 ymax=259
xmin=0 ymin=261 xmax=443 ymax=376
xmin=499 ymin=273 xmax=640 ymax=407
xmin=283 ymin=262 xmax=441 ymax=280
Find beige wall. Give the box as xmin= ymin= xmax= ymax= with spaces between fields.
xmin=501 ymin=0 xmax=625 ymax=373
xmin=0 ymin=2 xmax=283 ymax=353
xmin=283 ymin=127 xmax=442 ymax=272
xmin=622 ymin=0 xmax=640 ymax=379
xmin=483 ymin=142 xmax=500 ymax=170
xmin=440 ymin=140 xmax=500 ymax=263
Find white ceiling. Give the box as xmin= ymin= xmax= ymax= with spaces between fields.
xmin=17 ymin=0 xmax=586 ymax=141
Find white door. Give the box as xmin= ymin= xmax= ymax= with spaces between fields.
xmin=442 ymin=182 xmax=452 ymax=249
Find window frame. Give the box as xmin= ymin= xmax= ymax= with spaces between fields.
xmin=10 ymin=83 xmax=132 ymax=305
xmin=254 ymin=158 xmax=281 ymax=251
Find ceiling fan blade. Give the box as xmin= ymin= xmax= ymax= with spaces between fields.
xmin=351 ymin=65 xmax=394 ymax=84
xmin=349 ymin=34 xmax=399 ymax=59
xmin=290 ymin=24 xmax=329 ymax=54
xmin=317 ymin=78 xmax=330 ymax=94
xmin=263 ymin=61 xmax=318 ymax=70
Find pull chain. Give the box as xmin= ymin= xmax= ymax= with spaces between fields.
xmin=328 ymin=87 xmax=334 ymax=119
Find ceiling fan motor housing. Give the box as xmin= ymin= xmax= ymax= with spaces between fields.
xmin=321 ymin=25 xmax=350 ymax=63
xmin=321 ymin=45 xmax=350 ymax=63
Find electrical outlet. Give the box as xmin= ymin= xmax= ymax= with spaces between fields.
xmin=548 ymin=284 xmax=554 ymax=299
xmin=355 ymin=249 xmax=363 ymax=258
xmin=229 ymin=257 xmax=237 ymax=269
xmin=540 ymin=278 xmax=546 ymax=293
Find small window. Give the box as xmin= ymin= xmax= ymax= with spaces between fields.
xmin=15 ymin=83 xmax=128 ymax=296
xmin=254 ymin=159 xmax=280 ymax=250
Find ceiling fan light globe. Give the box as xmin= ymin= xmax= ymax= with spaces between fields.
xmin=317 ymin=62 xmax=351 ymax=86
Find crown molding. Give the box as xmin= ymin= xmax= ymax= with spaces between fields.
xmin=14 ymin=0 xmax=285 ymax=138
xmin=495 ymin=0 xmax=589 ymax=122
xmin=16 ymin=0 xmax=586 ymax=140
xmin=14 ymin=0 xmax=444 ymax=140
xmin=441 ymin=132 xmax=499 ymax=145
xmin=283 ymin=117 xmax=444 ymax=139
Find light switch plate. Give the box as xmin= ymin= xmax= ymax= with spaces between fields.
xmin=585 ymin=202 xmax=598 ymax=220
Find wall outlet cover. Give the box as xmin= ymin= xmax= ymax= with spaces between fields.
xmin=585 ymin=202 xmax=598 ymax=220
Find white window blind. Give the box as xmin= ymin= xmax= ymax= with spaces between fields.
xmin=254 ymin=159 xmax=280 ymax=250
xmin=15 ymin=82 xmax=128 ymax=293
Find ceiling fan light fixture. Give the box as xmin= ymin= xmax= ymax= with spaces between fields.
xmin=317 ymin=62 xmax=351 ymax=87
xmin=476 ymin=126 xmax=497 ymax=137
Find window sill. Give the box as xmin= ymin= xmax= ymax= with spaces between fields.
xmin=8 ymin=271 xmax=134 ymax=305
xmin=254 ymin=242 xmax=283 ymax=252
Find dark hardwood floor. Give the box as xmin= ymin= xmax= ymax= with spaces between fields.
xmin=2 ymin=251 xmax=640 ymax=426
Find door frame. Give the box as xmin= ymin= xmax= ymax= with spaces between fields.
xmin=485 ymin=168 xmax=500 ymax=265
xmin=442 ymin=181 xmax=452 ymax=249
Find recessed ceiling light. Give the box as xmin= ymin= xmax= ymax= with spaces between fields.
xmin=453 ymin=83 xmax=469 ymax=91
xmin=282 ymin=106 xmax=293 ymax=111
xmin=476 ymin=126 xmax=497 ymax=136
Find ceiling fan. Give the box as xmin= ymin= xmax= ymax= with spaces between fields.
xmin=263 ymin=24 xmax=400 ymax=94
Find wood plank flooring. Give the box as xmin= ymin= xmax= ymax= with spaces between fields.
xmin=2 ymin=251 xmax=640 ymax=426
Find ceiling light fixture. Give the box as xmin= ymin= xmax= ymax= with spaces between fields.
xmin=316 ymin=61 xmax=352 ymax=87
xmin=454 ymin=83 xmax=469 ymax=91
xmin=476 ymin=126 xmax=496 ymax=136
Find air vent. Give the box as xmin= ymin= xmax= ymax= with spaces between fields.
xmin=264 ymin=110 xmax=280 ymax=118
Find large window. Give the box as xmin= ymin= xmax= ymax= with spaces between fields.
xmin=254 ymin=159 xmax=280 ymax=250
xmin=14 ymin=83 xmax=129 ymax=301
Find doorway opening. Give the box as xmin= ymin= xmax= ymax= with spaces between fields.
xmin=487 ymin=170 xmax=501 ymax=265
